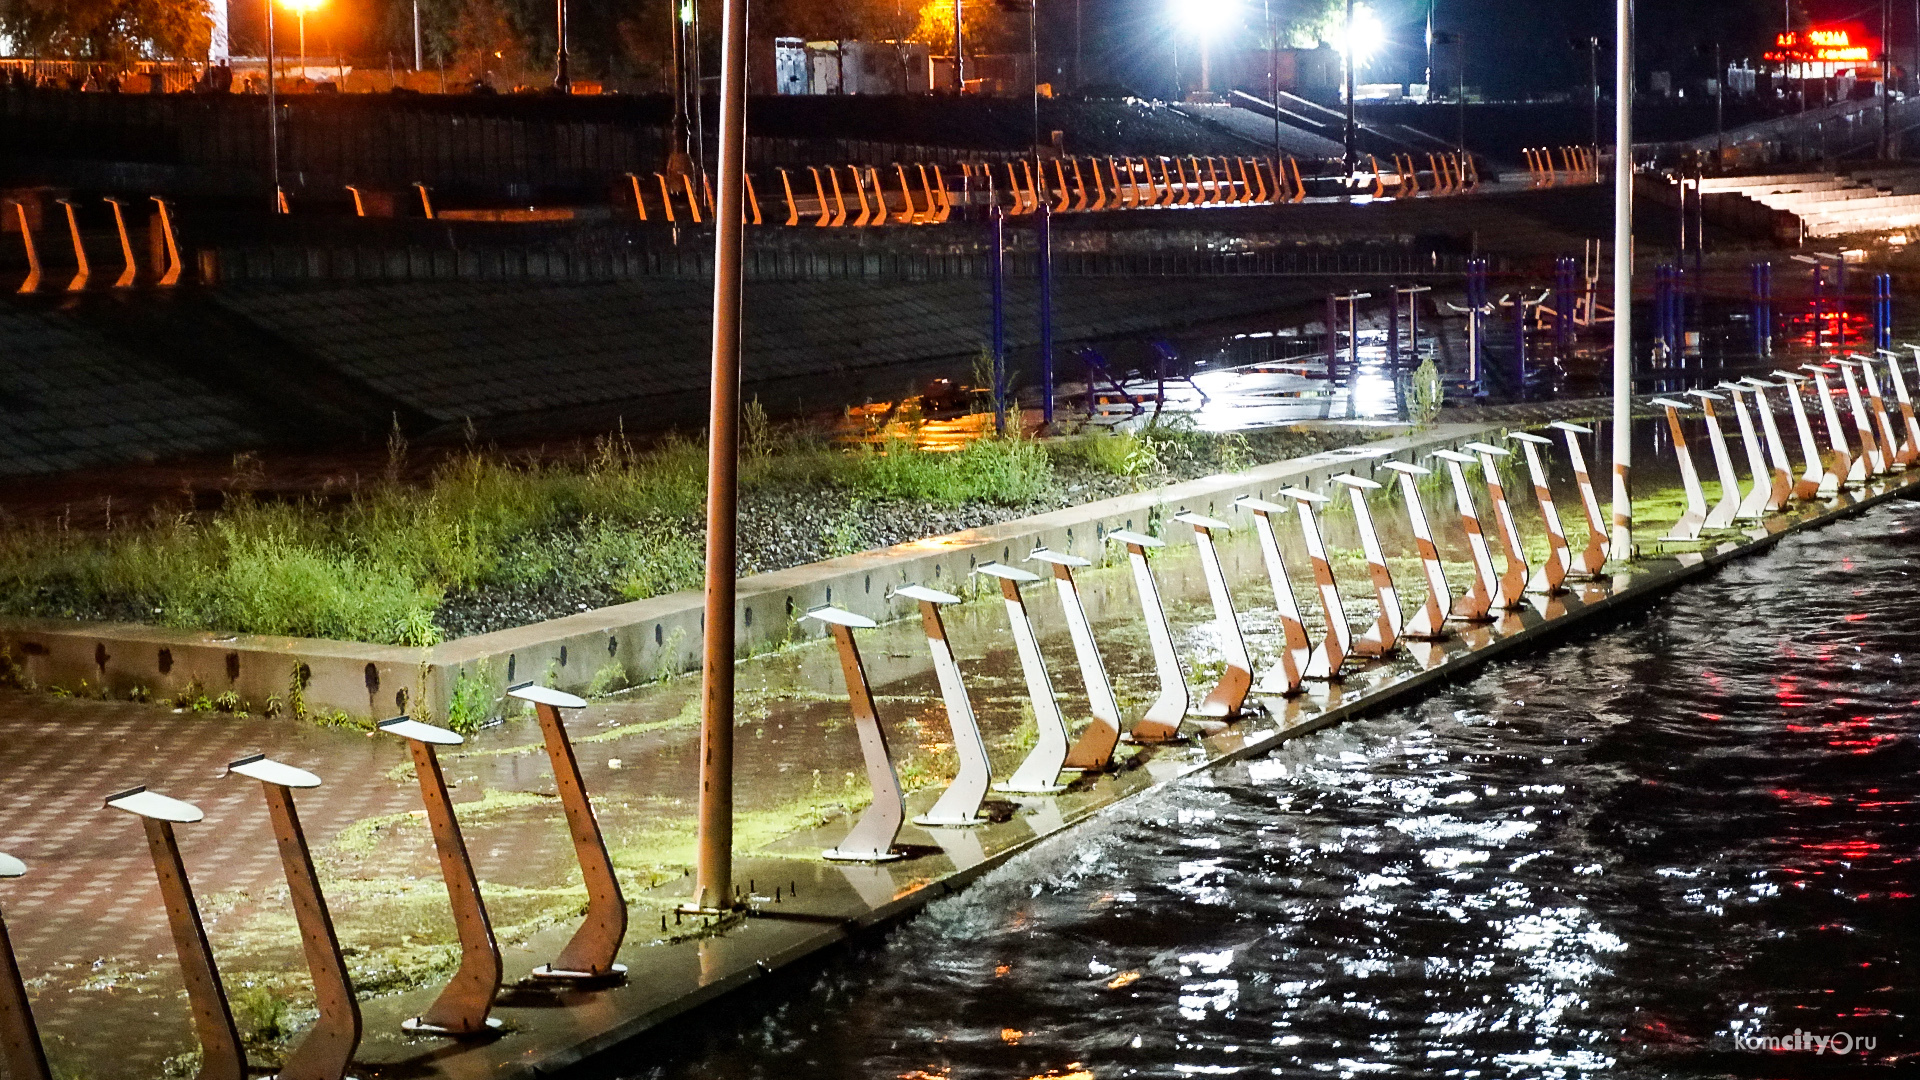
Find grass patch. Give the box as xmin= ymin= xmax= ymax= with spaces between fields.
xmin=0 ymin=417 xmax=1361 ymax=650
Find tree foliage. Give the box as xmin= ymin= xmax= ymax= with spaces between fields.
xmin=0 ymin=0 xmax=210 ymax=60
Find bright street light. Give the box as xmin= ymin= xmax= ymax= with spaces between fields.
xmin=1326 ymin=3 xmax=1386 ymax=64
xmin=277 ymin=0 xmax=323 ymax=75
xmin=1173 ymin=0 xmax=1239 ymax=39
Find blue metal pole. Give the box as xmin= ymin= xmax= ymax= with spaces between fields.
xmin=1761 ymin=261 xmax=1773 ymax=355
xmin=1513 ymin=292 xmax=1527 ymax=394
xmin=1038 ymin=203 xmax=1053 ymax=427
xmin=991 ymin=205 xmax=1006 ymax=435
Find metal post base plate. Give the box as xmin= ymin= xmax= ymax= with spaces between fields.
xmin=821 ymin=848 xmax=906 ymax=863
xmin=401 ymin=1016 xmax=503 ymax=1036
xmin=529 ymin=963 xmax=627 ymax=983
xmin=993 ymin=781 xmax=1069 ymax=795
xmin=912 ymin=812 xmax=989 ymax=828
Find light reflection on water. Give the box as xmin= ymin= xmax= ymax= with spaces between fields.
xmin=627 ymin=499 xmax=1920 ymax=1080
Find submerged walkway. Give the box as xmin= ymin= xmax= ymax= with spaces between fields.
xmin=2 ymin=420 xmax=1914 ymax=1078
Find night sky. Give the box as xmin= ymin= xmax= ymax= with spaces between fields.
xmin=220 ymin=0 xmax=1909 ymax=97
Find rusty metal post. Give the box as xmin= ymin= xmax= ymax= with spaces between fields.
xmin=8 ymin=202 xmax=40 ymax=294
xmin=1106 ymin=530 xmax=1188 ymax=742
xmin=104 ymin=789 xmax=246 ymax=1079
xmin=803 ymin=608 xmax=906 ymax=861
xmin=1737 ymin=378 xmax=1794 ymax=512
xmin=226 ymin=757 xmax=360 ymax=1079
xmin=1175 ymin=513 xmax=1253 ymax=717
xmin=1431 ymin=450 xmax=1499 ymax=620
xmin=1549 ymin=422 xmax=1609 ymax=576
xmin=895 ymin=586 xmax=991 ymax=826
xmin=1650 ymin=398 xmax=1709 ymax=540
xmin=150 ymin=198 xmax=182 ymax=286
xmin=0 ymin=853 xmax=50 ymax=1080
xmin=1031 ymin=549 xmax=1122 ymax=771
xmin=980 ymin=562 xmax=1071 ymax=793
xmin=1680 ymin=390 xmax=1743 ymax=528
xmin=1236 ymin=497 xmax=1311 ymax=694
xmin=692 ymin=0 xmax=750 ymax=908
xmin=1884 ymin=347 xmax=1920 ymax=463
xmin=1852 ymin=355 xmax=1905 ymax=470
xmin=1379 ymin=462 xmax=1453 ymax=637
xmin=503 ymin=685 xmax=628 ymax=980
xmin=1331 ymin=474 xmax=1403 ymax=656
xmin=1463 ymin=442 xmax=1529 ymax=609
xmin=102 ymin=198 xmax=136 ymax=288
xmin=1719 ymin=382 xmax=1773 ymax=520
xmin=1774 ymin=371 xmax=1831 ymax=497
xmin=54 ymin=200 xmax=88 ymax=292
xmin=1831 ymin=361 xmax=1882 ymax=479
xmin=377 ymin=718 xmax=502 ymax=1035
xmin=1509 ymin=433 xmax=1571 ymax=595
xmin=1278 ymin=490 xmax=1353 ymax=680
xmin=1800 ymin=365 xmax=1857 ymax=491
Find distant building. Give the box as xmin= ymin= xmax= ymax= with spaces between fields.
xmin=775 ymin=39 xmax=931 ymax=95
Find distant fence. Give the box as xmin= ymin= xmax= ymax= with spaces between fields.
xmin=0 ymin=87 xmax=1029 ymax=202
xmin=202 ymin=235 xmax=1477 ymax=285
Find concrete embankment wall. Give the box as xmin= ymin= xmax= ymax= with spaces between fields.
xmin=0 ymin=424 xmax=1494 ymax=726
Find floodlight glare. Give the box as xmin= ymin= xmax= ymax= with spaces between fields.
xmin=1326 ymin=4 xmax=1386 ymax=64
xmin=1173 ymin=0 xmax=1239 ymax=38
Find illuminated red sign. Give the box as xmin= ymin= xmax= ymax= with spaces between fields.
xmin=1766 ymin=26 xmax=1875 ymax=65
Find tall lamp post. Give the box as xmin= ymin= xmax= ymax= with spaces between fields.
xmin=1333 ymin=3 xmax=1384 ymax=179
xmin=689 ymin=0 xmax=751 ymax=917
xmin=1343 ymin=0 xmax=1357 ymax=176
xmin=554 ymin=0 xmax=571 ymax=92
xmin=266 ymin=0 xmax=280 ymax=211
xmin=1609 ymin=0 xmax=1635 ymax=560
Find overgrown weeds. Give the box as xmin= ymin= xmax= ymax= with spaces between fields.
xmin=0 ymin=414 xmax=1342 ymax=646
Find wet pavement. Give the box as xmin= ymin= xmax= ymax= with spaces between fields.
xmin=627 ymin=495 xmax=1920 ymax=1080
xmin=0 ymin=417 xmax=1903 ymax=1077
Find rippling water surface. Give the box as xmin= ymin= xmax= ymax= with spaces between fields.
xmin=630 ymin=501 xmax=1920 ymax=1079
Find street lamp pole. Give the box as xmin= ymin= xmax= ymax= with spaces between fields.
xmin=690 ymin=0 xmax=751 ymax=917
xmin=953 ymin=0 xmax=965 ymax=91
xmin=1610 ymin=0 xmax=1635 ymax=560
xmin=1343 ymin=0 xmax=1357 ymax=177
xmin=555 ymin=0 xmax=571 ymax=92
xmin=267 ymin=0 xmax=280 ymax=211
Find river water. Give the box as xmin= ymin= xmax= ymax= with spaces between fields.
xmin=627 ymin=498 xmax=1920 ymax=1079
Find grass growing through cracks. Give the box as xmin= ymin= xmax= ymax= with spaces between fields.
xmin=0 ymin=422 xmax=1102 ymax=647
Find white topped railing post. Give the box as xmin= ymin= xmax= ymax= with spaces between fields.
xmin=1105 ymin=531 xmax=1188 ymax=742
xmin=979 ymin=562 xmax=1073 ymax=792
xmin=1509 ymin=432 xmax=1571 ymax=594
xmin=1829 ymin=360 xmax=1882 ymax=480
xmin=1278 ymin=490 xmax=1353 ymax=680
xmin=1378 ymin=462 xmax=1453 ymax=638
xmin=0 ymin=853 xmax=49 ymax=1080
xmin=1549 ymin=422 xmax=1609 ymax=576
xmin=1030 ymin=548 xmax=1123 ymax=771
xmin=1737 ymin=378 xmax=1794 ymax=512
xmin=104 ymin=788 xmax=248 ymax=1077
xmin=1430 ymin=449 xmax=1499 ymax=621
xmin=1718 ymin=382 xmax=1774 ymax=521
xmin=894 ymin=586 xmax=992 ymax=827
xmin=1851 ymin=354 xmax=1904 ymax=470
xmin=1463 ymin=441 xmax=1529 ymax=609
xmin=1330 ymin=474 xmax=1403 ymax=656
xmin=505 ymin=685 xmax=628 ymax=980
xmin=1682 ymin=389 xmax=1743 ymax=529
xmin=1235 ymin=498 xmax=1312 ymax=693
xmin=1174 ymin=513 xmax=1254 ymax=718
xmin=376 ymin=717 xmax=502 ymax=1035
xmin=1650 ymin=398 xmax=1709 ymax=541
xmin=803 ymin=607 xmax=907 ymax=861
xmin=226 ymin=756 xmax=363 ymax=1078
xmin=1774 ymin=370 xmax=1834 ymax=497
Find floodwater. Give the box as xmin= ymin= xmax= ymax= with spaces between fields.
xmin=624 ymin=498 xmax=1920 ymax=1079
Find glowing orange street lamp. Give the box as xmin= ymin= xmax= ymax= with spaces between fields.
xmin=279 ymin=0 xmax=324 ymax=77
